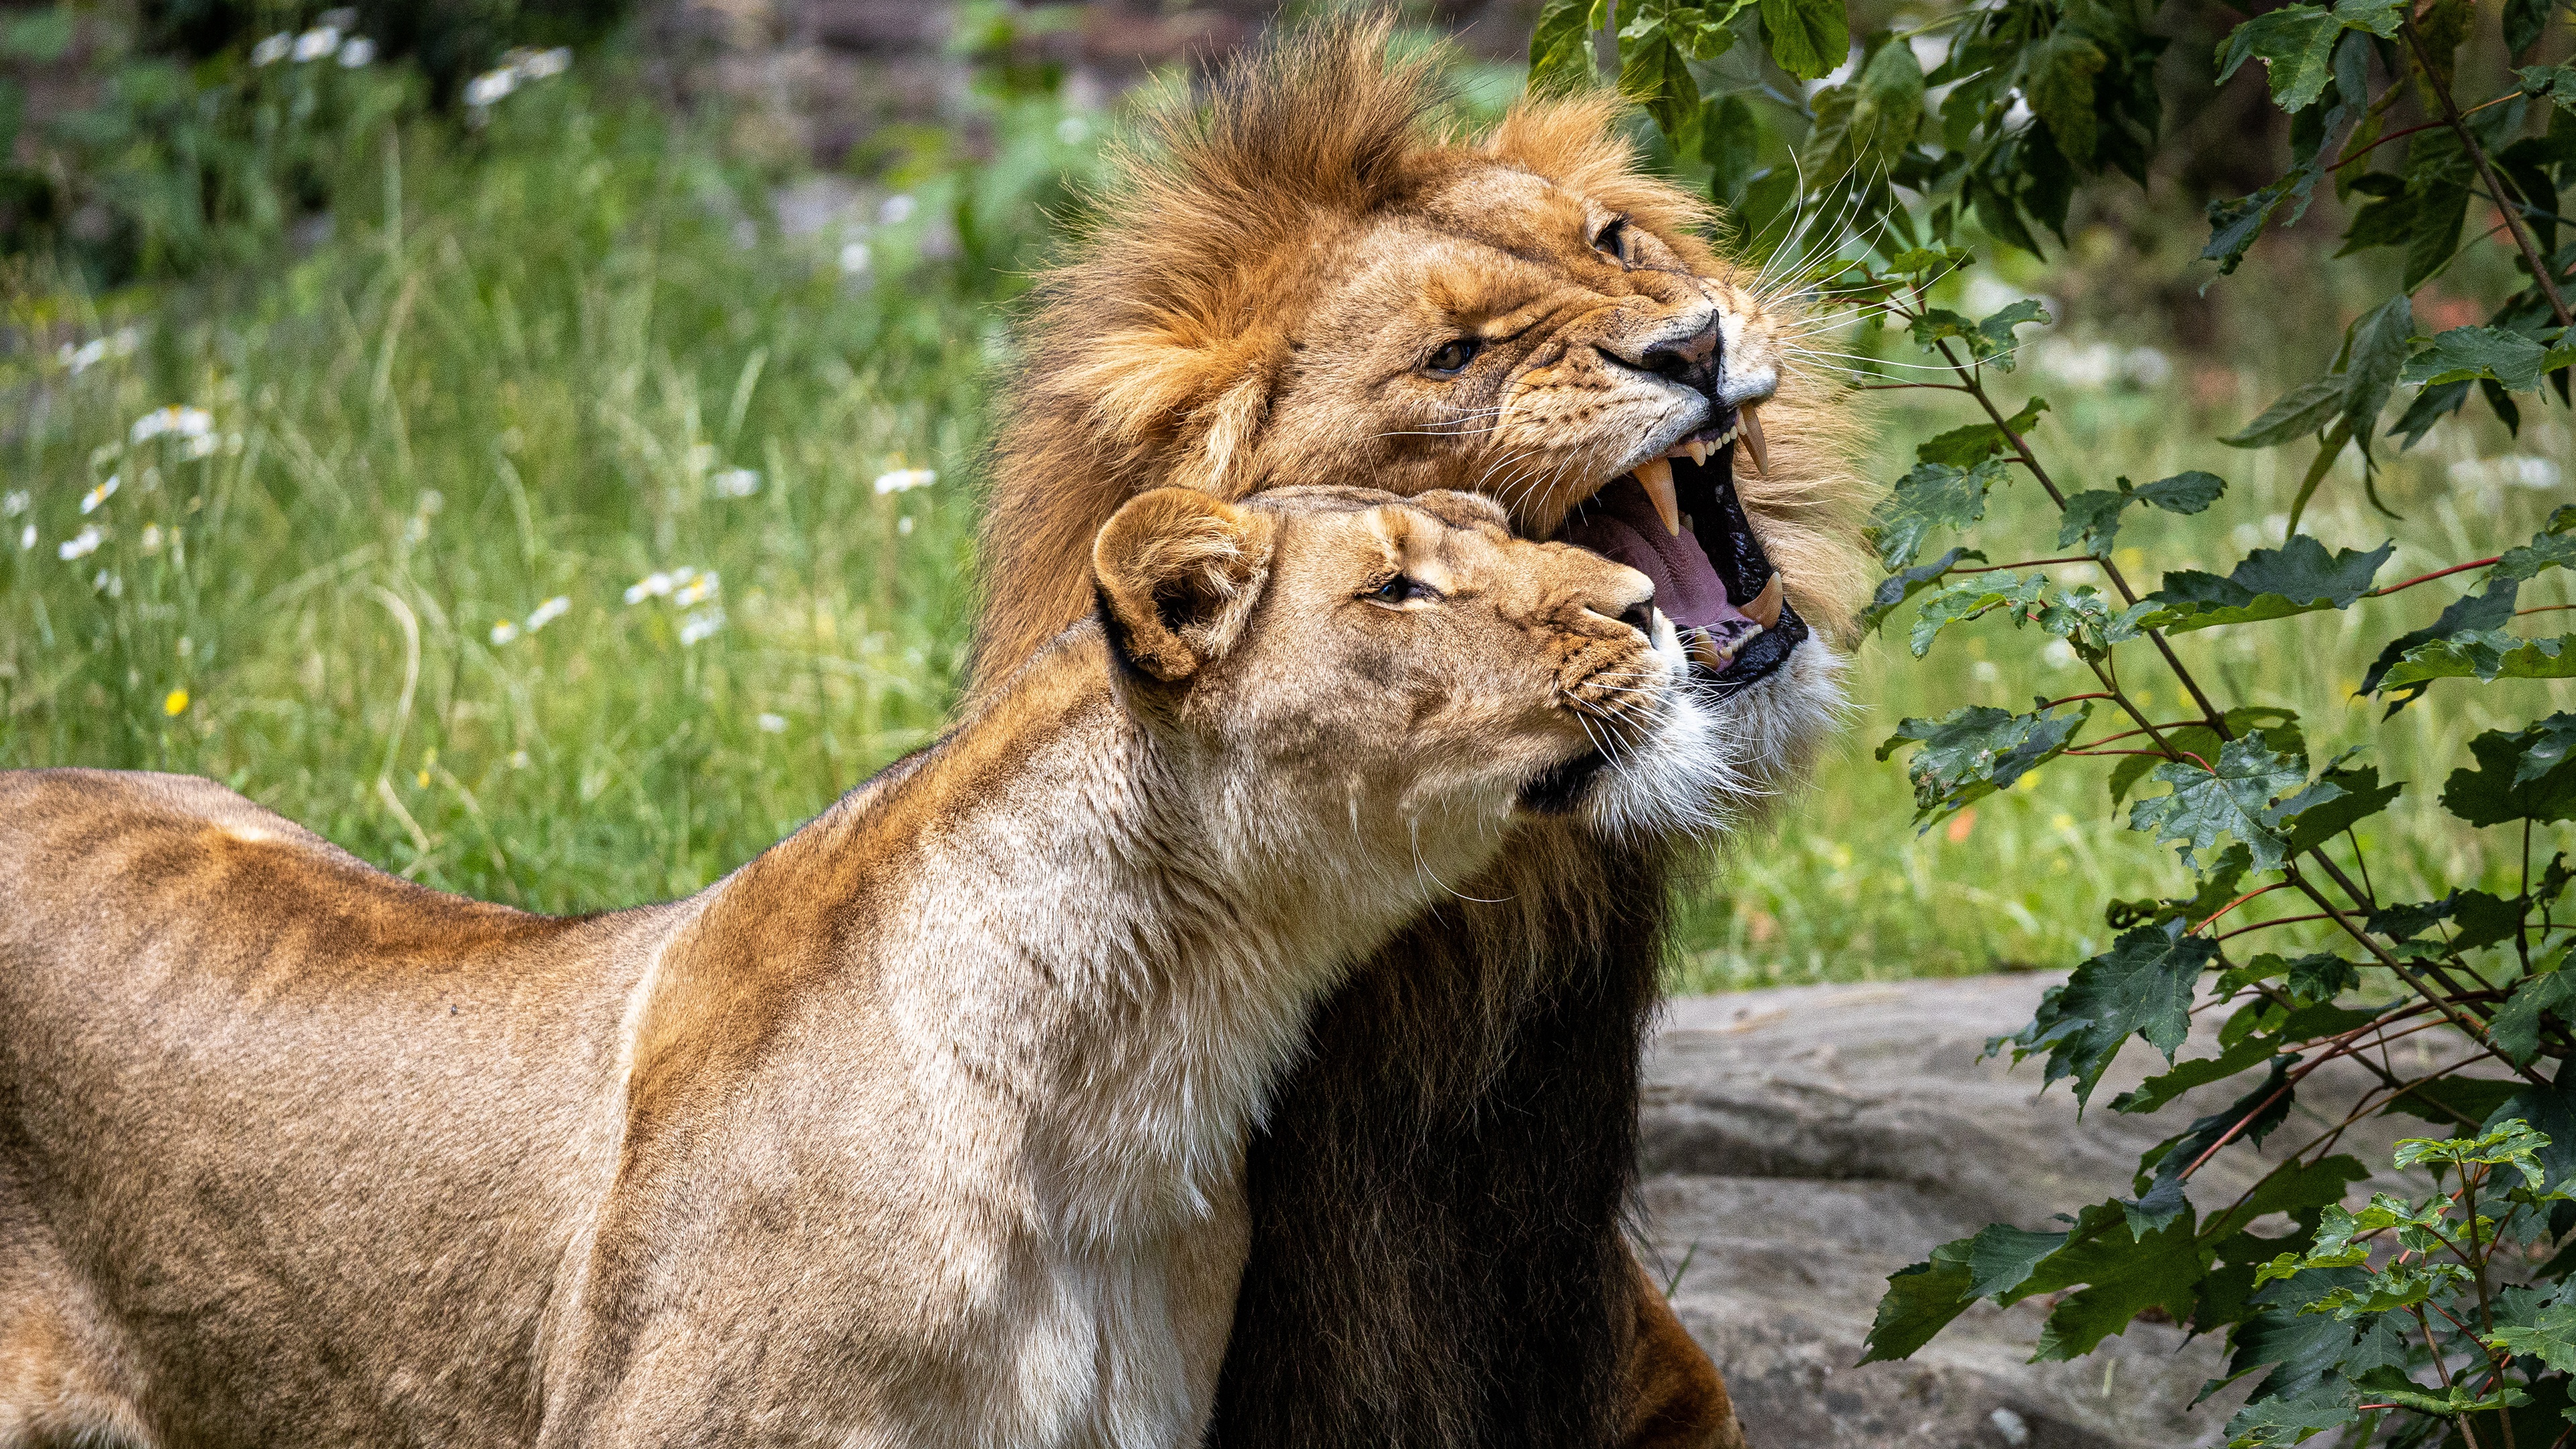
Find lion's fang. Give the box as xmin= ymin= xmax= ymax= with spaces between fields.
xmin=1631 ymin=456 xmax=1681 ymax=537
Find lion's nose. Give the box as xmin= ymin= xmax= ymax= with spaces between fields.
xmin=1641 ymin=321 xmax=1718 ymax=373
xmin=1607 ymin=317 xmax=1722 ymax=396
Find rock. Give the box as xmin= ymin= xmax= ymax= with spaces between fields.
xmin=1636 ymin=975 xmax=2441 ymax=1449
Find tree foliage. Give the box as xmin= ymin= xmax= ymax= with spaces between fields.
xmin=1538 ymin=0 xmax=2576 ymax=1438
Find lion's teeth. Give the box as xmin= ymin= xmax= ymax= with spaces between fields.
xmin=1686 ymin=438 xmax=1709 ymax=467
xmin=1686 ymin=630 xmax=1736 ymax=673
xmin=1743 ymin=574 xmax=1784 ymax=630
xmin=1633 ymin=456 xmax=1681 ymax=537
xmin=1739 ymin=402 xmax=1770 ymax=476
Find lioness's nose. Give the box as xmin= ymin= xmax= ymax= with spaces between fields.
xmin=1575 ymin=565 xmax=1657 ymax=633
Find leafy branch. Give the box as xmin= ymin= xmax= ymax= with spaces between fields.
xmin=1540 ymin=0 xmax=2576 ymax=1438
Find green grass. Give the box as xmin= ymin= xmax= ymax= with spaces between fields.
xmin=7 ymin=71 xmax=2571 ymax=989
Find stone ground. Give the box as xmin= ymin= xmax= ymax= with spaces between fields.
xmin=1637 ymin=975 xmax=2445 ymax=1449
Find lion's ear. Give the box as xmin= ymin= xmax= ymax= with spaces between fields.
xmin=1093 ymin=489 xmax=1277 ymax=682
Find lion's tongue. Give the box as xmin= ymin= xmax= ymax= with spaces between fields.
xmin=1560 ymin=476 xmax=1752 ymax=632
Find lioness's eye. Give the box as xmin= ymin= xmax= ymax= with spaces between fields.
xmin=1425 ymin=339 xmax=1480 ymax=375
xmin=1366 ymin=575 xmax=1436 ymax=605
xmin=1593 ymin=217 xmax=1627 ymax=262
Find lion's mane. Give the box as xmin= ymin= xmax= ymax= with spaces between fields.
xmin=973 ymin=22 xmax=1872 ymax=1448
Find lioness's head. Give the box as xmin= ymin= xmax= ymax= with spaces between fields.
xmin=1092 ymin=486 xmax=1729 ymax=843
xmin=979 ymin=19 xmax=1869 ymax=809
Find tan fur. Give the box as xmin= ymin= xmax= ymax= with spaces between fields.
xmin=974 ymin=21 xmax=1872 ymax=690
xmin=970 ymin=21 xmax=1874 ymax=1447
xmin=0 ymin=488 xmax=1739 ymax=1449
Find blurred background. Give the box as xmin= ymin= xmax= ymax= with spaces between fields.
xmin=3 ymin=0 xmax=2567 ymax=989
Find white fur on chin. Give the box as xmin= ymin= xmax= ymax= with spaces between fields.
xmin=1582 ymin=633 xmax=1847 ymax=843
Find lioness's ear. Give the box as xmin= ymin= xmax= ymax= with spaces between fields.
xmin=1093 ymin=489 xmax=1277 ymax=682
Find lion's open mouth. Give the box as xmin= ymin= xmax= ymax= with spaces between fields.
xmin=1557 ymin=413 xmax=1807 ymax=697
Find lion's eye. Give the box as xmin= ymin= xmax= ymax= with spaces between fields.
xmin=1593 ymin=217 xmax=1627 ymax=262
xmin=1425 ymin=339 xmax=1480 ymax=375
xmin=1366 ymin=574 xmax=1436 ymax=606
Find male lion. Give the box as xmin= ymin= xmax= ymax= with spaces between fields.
xmin=973 ymin=23 xmax=1874 ymax=1449
xmin=0 ymin=487 xmax=1731 ymax=1447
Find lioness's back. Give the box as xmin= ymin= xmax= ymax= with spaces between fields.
xmin=0 ymin=768 xmax=663 ymax=1446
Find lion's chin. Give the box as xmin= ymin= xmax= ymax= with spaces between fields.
xmin=1572 ymin=633 xmax=1846 ymax=845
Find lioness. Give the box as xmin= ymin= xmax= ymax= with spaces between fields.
xmin=0 ymin=486 xmax=1733 ymax=1447
xmin=974 ymin=23 xmax=1876 ymax=1449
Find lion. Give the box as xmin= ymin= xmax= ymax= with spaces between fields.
xmin=971 ymin=22 xmax=1876 ymax=1449
xmin=0 ymin=486 xmax=1738 ymax=1448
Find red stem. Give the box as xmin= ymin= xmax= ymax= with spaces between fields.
xmin=2194 ymin=881 xmax=2294 ymax=934
xmin=2367 ymin=557 xmax=2502 ymax=598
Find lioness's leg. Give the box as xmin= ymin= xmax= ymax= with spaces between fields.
xmin=0 ymin=1157 xmax=156 ymax=1448
xmin=1619 ymin=1253 xmax=1746 ymax=1449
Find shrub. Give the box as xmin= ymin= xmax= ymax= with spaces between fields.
xmin=1542 ymin=0 xmax=2576 ymax=1442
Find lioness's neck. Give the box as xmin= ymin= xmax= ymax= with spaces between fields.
xmin=752 ymin=625 xmax=1434 ymax=1237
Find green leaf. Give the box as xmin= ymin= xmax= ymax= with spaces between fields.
xmin=2491 ymin=973 xmax=2576 ymax=1065
xmin=2276 ymin=761 xmax=2402 ymax=853
xmin=2444 ymin=714 xmax=2576 ymax=826
xmin=2216 ymin=5 xmax=2341 ymax=111
xmin=2129 ymin=731 xmax=2312 ymax=871
xmin=1700 ymin=95 xmax=1761 ymax=207
xmin=2506 ymin=0 xmax=2553 ymax=52
xmin=2485 ymin=1300 xmax=2576 ymax=1373
xmin=1803 ymin=38 xmax=1924 ymax=179
xmin=1861 ymin=547 xmax=1983 ymax=634
xmin=1975 ymin=299 xmax=2050 ymax=368
xmin=2398 ymin=325 xmax=2576 ymax=391
xmin=1999 ymin=922 xmax=2216 ymax=1102
xmin=1909 ymin=301 xmax=2052 ymax=370
xmin=2057 ymin=471 xmax=2227 ymax=554
xmin=2026 ymin=30 xmax=2109 ymax=167
xmin=2033 ymin=587 xmax=2157 ymax=657
xmin=2223 ymin=1381 xmax=2359 ymax=1447
xmin=2379 ymin=630 xmax=2576 ymax=687
xmin=1966 ymin=1223 xmax=2070 ymax=1299
xmin=1527 ymin=0 xmax=1605 ymax=93
xmin=2330 ymin=0 xmax=2406 ymax=39
xmin=1876 ymin=704 xmax=2090 ymax=824
xmin=1869 ymin=458 xmax=2009 ymax=569
xmin=2510 ymin=712 xmax=2576 ymax=788
xmin=2110 ymin=1035 xmax=2277 ymax=1115
xmin=1616 ymin=7 xmax=1701 ymax=137
xmin=2222 ymin=376 xmax=2347 ymax=447
xmin=1758 ymin=0 xmax=1849 ymax=80
xmin=1914 ymin=396 xmax=2047 ymax=466
xmin=2394 ymin=1118 xmax=2555 ymax=1178
xmin=1860 ymin=1238 xmax=1976 ymax=1362
xmin=2520 ymin=62 xmax=2576 ymax=110
xmin=2204 ymin=1155 xmax=2373 ymax=1240
xmin=2494 ymin=507 xmax=2576 ymax=582
xmin=2104 ymin=710 xmax=2304 ymax=808
xmin=1908 ymin=572 xmax=2047 ymax=657
xmin=2342 ymin=295 xmax=2412 ymax=460
xmin=2361 ymin=576 xmax=2519 ymax=709
xmin=2284 ymin=951 xmax=2362 ymax=1002
xmin=2143 ymin=537 xmax=2394 ymax=635
xmin=2019 ymin=1201 xmax=2214 ymax=1359
xmin=2205 ymin=173 xmax=2321 ymax=275
xmin=2388 ymin=377 xmax=2470 ymax=449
